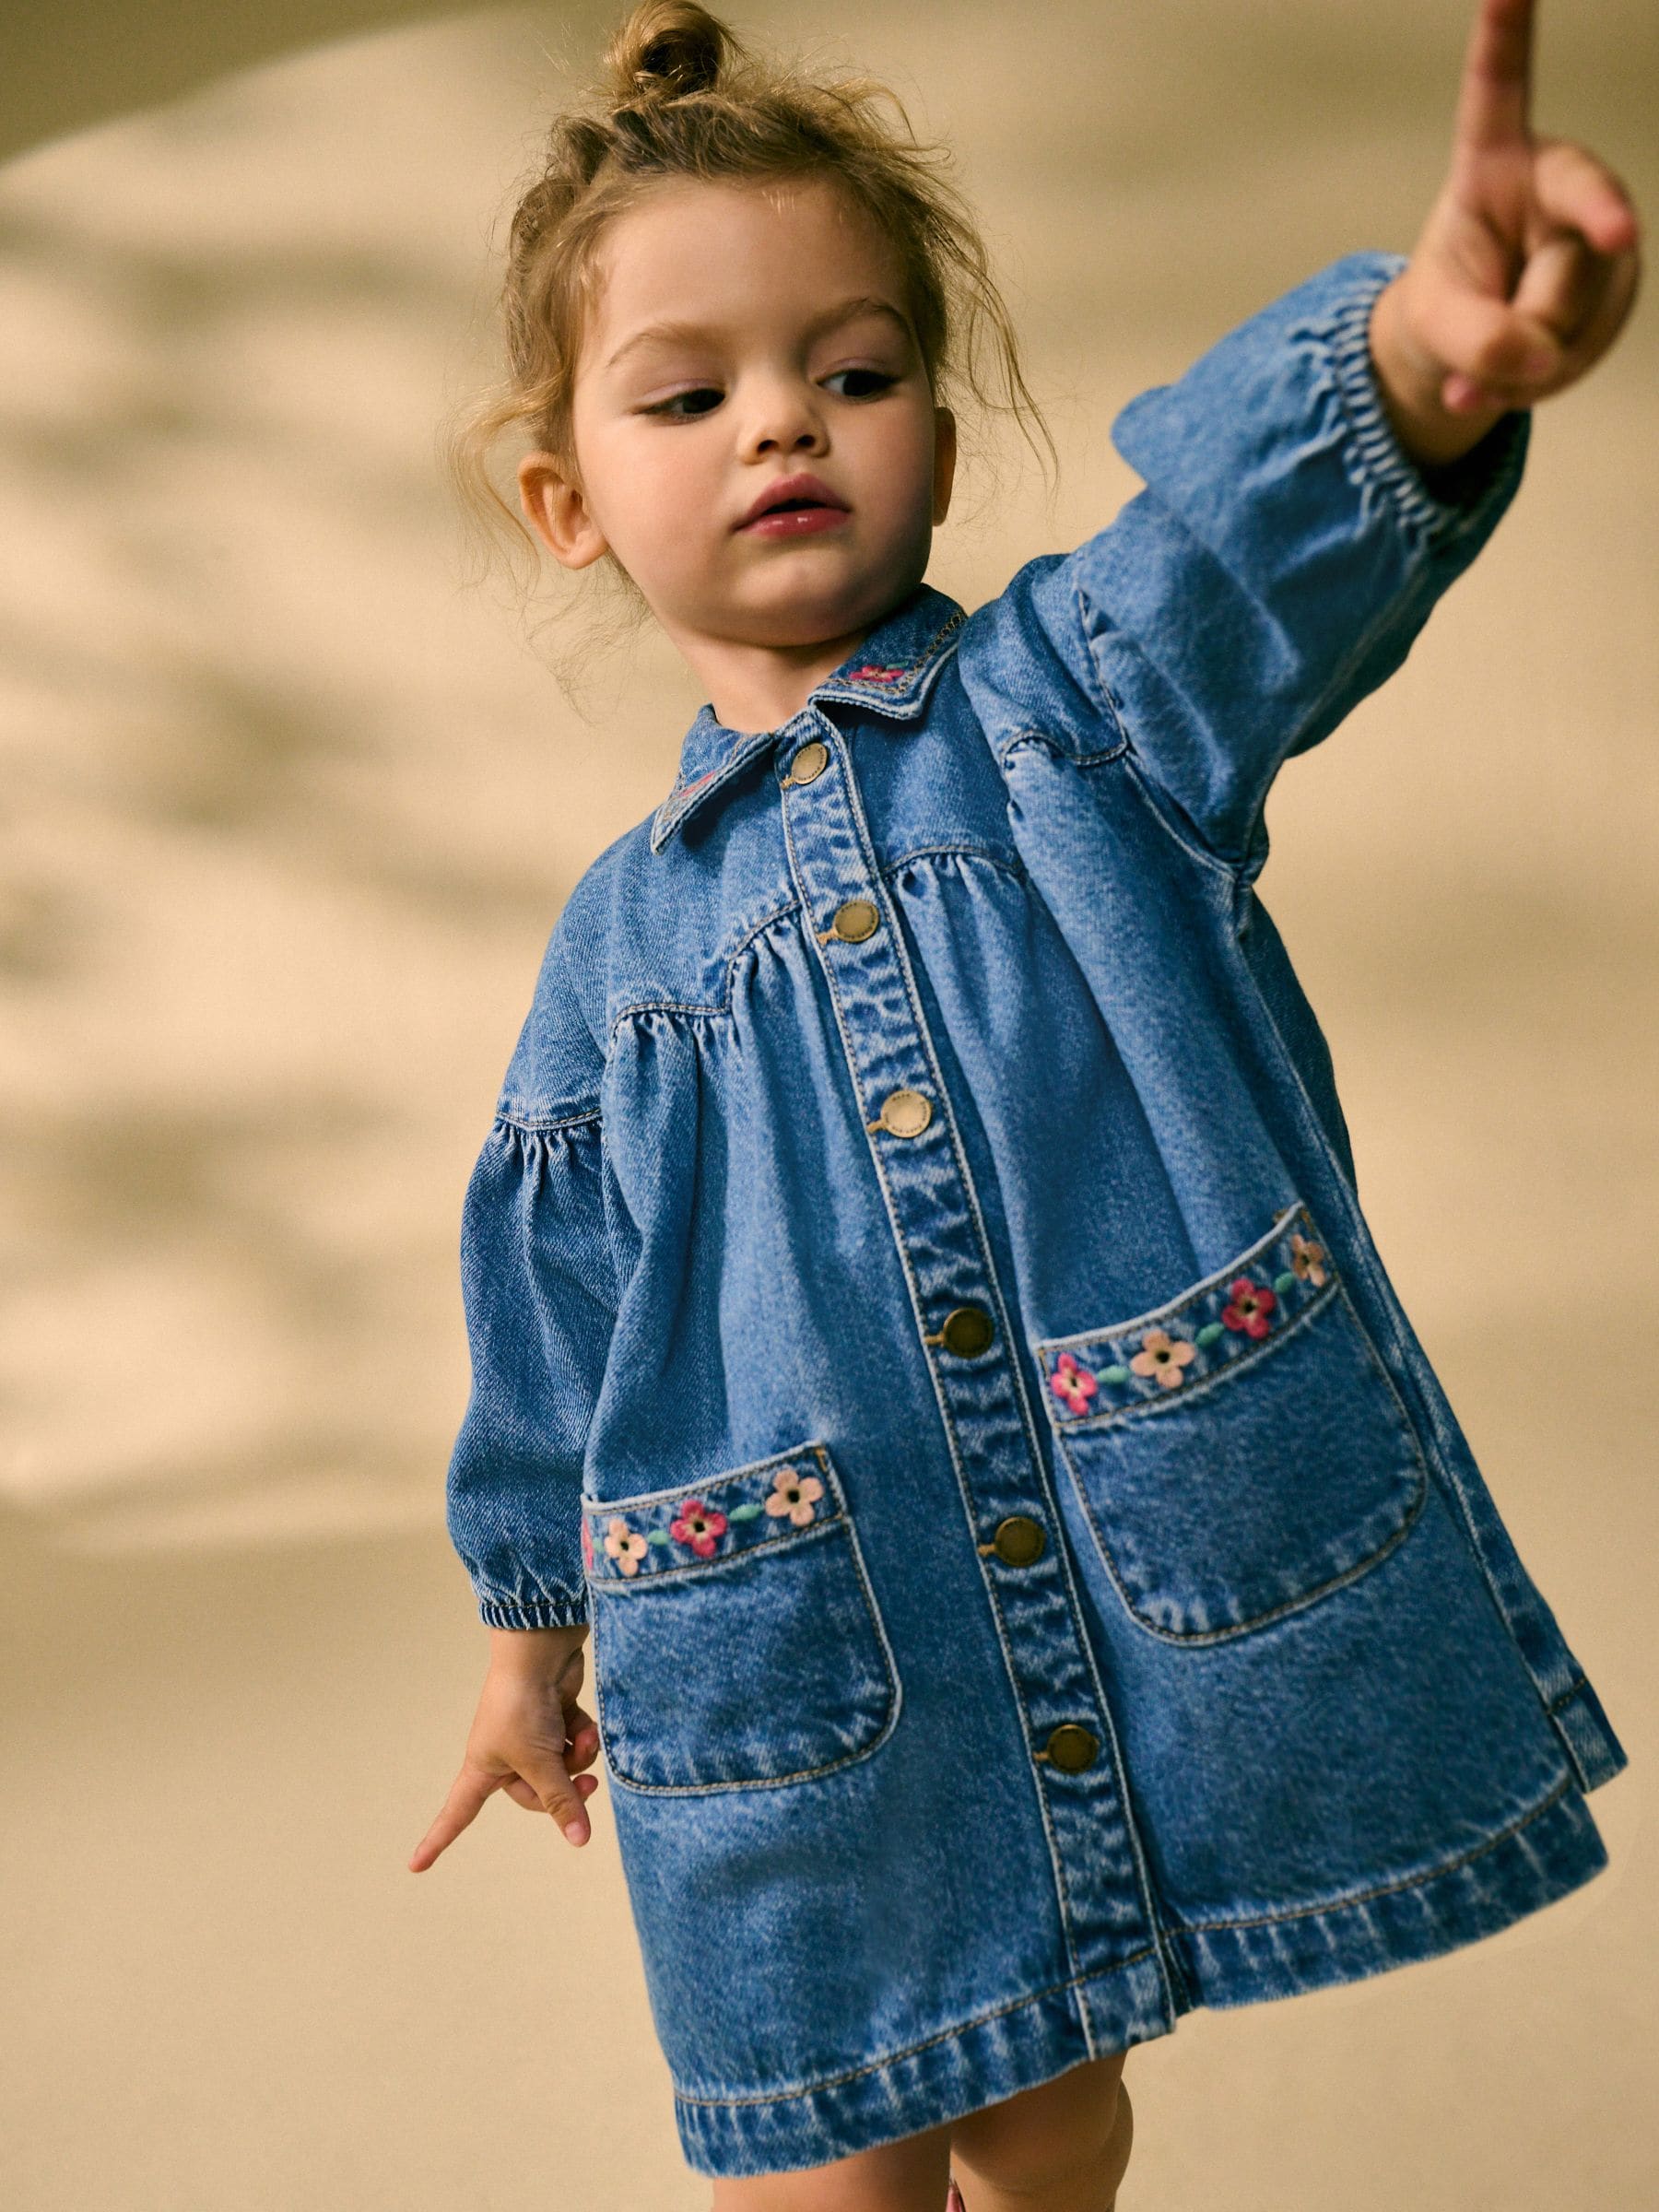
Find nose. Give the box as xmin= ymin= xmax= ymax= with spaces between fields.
xmin=740 ymin=372 xmax=828 ymax=461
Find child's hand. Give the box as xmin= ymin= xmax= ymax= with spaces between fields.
xmin=407 ymin=1626 xmax=603 ymax=1868
xmin=1369 ymin=0 xmax=1641 ymax=472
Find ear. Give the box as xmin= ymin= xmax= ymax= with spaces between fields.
xmin=518 ymin=454 xmax=609 ymax=571
xmin=931 ymin=406 xmax=958 ymax=527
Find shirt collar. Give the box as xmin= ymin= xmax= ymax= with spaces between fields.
xmin=648 ymin=581 xmax=967 ymax=854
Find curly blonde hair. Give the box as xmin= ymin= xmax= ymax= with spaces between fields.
xmin=441 ymin=0 xmax=1057 ymax=708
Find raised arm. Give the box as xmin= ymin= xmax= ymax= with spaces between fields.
xmin=961 ymin=0 xmax=1641 ymax=880
xmin=1369 ymin=0 xmax=1640 ymax=473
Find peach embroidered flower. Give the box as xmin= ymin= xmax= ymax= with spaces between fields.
xmin=1288 ymin=1231 xmax=1328 ymax=1286
xmin=766 ymin=1468 xmax=824 ymax=1525
xmin=670 ymin=1498 xmax=728 ymax=1558
xmin=1130 ymin=1326 xmax=1198 ymax=1389
xmin=1221 ymin=1277 xmax=1277 ymax=1337
xmin=1050 ymin=1352 xmax=1099 ymax=1416
xmin=603 ymin=1516 xmax=648 ymax=1575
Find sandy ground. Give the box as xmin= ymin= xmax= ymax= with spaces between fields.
xmin=2 ymin=5 xmax=1654 ymax=2206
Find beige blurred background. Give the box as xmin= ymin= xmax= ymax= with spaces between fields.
xmin=1 ymin=4 xmax=1653 ymax=2206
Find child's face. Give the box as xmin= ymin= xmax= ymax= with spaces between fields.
xmin=523 ymin=174 xmax=955 ymax=684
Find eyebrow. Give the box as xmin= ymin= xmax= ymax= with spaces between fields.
xmin=603 ymin=293 xmax=912 ymax=375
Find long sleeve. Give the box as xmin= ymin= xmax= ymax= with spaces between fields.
xmin=1018 ymin=249 xmax=1532 ymax=878
xmin=445 ymin=920 xmax=618 ymax=1630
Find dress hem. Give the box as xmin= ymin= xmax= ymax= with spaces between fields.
xmin=672 ymin=1947 xmax=1170 ymax=2179
xmin=669 ymin=1776 xmax=1611 ymax=2177
xmin=1168 ymin=1769 xmax=1607 ymax=2011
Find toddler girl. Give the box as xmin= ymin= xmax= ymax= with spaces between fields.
xmin=409 ymin=3 xmax=1640 ymax=2205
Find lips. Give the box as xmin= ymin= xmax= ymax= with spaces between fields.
xmin=736 ymin=473 xmax=849 ymax=529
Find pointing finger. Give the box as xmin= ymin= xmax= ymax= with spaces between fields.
xmin=407 ymin=1761 xmax=503 ymax=1872
xmin=1453 ymin=0 xmax=1535 ymax=160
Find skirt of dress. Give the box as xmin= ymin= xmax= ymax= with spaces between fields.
xmin=583 ymin=1356 xmax=1625 ymax=2178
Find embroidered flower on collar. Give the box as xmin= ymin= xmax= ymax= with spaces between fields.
xmin=1129 ymin=1326 xmax=1198 ymax=1390
xmin=604 ymin=1515 xmax=649 ymax=1574
xmin=765 ymin=1467 xmax=824 ymax=1525
xmin=1049 ymin=1351 xmax=1099 ymax=1416
xmin=1288 ymin=1230 xmax=1328 ymax=1286
xmin=844 ymin=662 xmax=909 ymax=683
xmin=670 ymin=1498 xmax=728 ymax=1558
xmin=1221 ymin=1277 xmax=1277 ymax=1338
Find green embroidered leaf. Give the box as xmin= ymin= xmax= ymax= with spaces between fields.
xmin=1194 ymin=1323 xmax=1225 ymax=1347
xmin=646 ymin=1528 xmax=672 ymax=1546
xmin=1273 ymin=1270 xmax=1297 ymax=1293
xmin=728 ymin=1501 xmax=764 ymax=1521
xmin=1100 ymin=1365 xmax=1131 ymax=1384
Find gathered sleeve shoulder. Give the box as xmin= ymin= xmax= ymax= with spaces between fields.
xmin=444 ymin=912 xmax=617 ymax=1630
xmin=971 ymin=250 xmax=1531 ymax=879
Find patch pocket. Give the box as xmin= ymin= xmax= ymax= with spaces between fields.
xmin=1032 ymin=1200 xmax=1428 ymax=1642
xmin=581 ymin=1441 xmax=900 ymax=1794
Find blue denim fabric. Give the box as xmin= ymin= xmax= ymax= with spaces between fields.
xmin=445 ymin=250 xmax=1628 ymax=2178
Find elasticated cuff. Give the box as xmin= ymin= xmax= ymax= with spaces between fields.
xmin=1324 ymin=250 xmax=1532 ymax=557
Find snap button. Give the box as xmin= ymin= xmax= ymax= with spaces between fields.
xmin=875 ymin=1088 xmax=932 ymax=1137
xmin=940 ymin=1304 xmax=994 ymax=1357
xmin=831 ymin=897 xmax=880 ymax=942
xmin=1042 ymin=1724 xmax=1100 ymax=1772
xmin=992 ymin=1514 xmax=1045 ymax=1566
xmin=785 ymin=740 xmax=830 ymax=785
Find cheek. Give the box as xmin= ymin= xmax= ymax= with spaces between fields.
xmin=622 ymin=429 xmax=709 ymax=504
xmin=870 ymin=404 xmax=943 ymax=500
xmin=581 ymin=429 xmax=694 ymax=542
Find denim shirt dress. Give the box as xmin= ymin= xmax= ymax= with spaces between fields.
xmin=445 ymin=250 xmax=1629 ymax=2179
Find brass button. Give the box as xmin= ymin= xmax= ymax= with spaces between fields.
xmin=831 ymin=897 xmax=880 ymax=942
xmin=993 ymin=1514 xmax=1046 ymax=1566
xmin=877 ymin=1088 xmax=932 ymax=1137
xmin=785 ymin=740 xmax=830 ymax=784
xmin=941 ymin=1304 xmax=994 ymax=1357
xmin=1044 ymin=1724 xmax=1100 ymax=1772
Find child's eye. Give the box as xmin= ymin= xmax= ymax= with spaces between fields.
xmin=825 ymin=368 xmax=897 ymax=399
xmin=641 ymin=369 xmax=898 ymax=420
xmin=642 ymin=387 xmax=723 ymax=420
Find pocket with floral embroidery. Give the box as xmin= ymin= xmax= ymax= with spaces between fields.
xmin=1032 ymin=1200 xmax=1429 ymax=1641
xmin=581 ymin=1441 xmax=900 ymax=1793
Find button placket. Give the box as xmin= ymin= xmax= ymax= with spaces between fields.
xmin=868 ymin=1088 xmax=932 ymax=1138
xmin=829 ymin=896 xmax=880 ymax=943
xmin=984 ymin=1514 xmax=1047 ymax=1566
xmin=777 ymin=711 xmax=1176 ymax=2027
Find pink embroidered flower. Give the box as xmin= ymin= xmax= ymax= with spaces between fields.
xmin=1288 ymin=1231 xmax=1328 ymax=1286
xmin=1050 ymin=1352 xmax=1099 ymax=1416
xmin=845 ymin=663 xmax=907 ymax=683
xmin=670 ymin=1498 xmax=728 ymax=1558
xmin=1221 ymin=1277 xmax=1277 ymax=1337
xmin=765 ymin=1467 xmax=824 ymax=1525
xmin=603 ymin=1516 xmax=649 ymax=1575
xmin=1130 ymin=1326 xmax=1198 ymax=1390
xmin=581 ymin=1516 xmax=595 ymax=1573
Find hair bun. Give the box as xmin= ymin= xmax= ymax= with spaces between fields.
xmin=605 ymin=1 xmax=729 ymax=107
